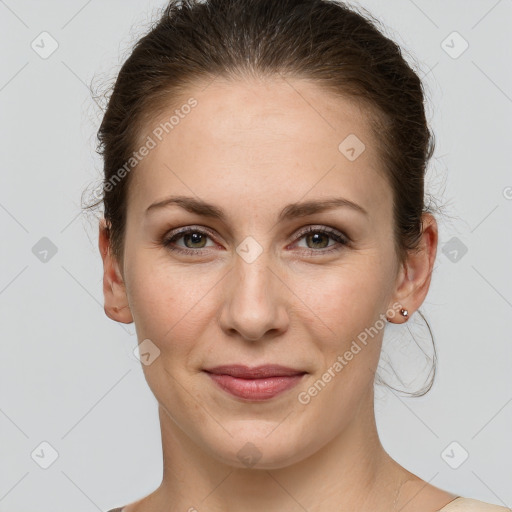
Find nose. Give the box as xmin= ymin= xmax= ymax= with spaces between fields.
xmin=218 ymin=249 xmax=290 ymax=342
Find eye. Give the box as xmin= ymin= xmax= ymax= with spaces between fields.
xmin=290 ymin=225 xmax=349 ymax=255
xmin=162 ymin=227 xmax=217 ymax=256
xmin=161 ymin=225 xmax=349 ymax=257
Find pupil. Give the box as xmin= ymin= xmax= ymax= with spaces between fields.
xmin=186 ymin=233 xmax=205 ymax=248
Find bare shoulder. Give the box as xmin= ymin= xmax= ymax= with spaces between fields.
xmin=391 ymin=469 xmax=505 ymax=512
xmin=439 ymin=498 xmax=512 ymax=511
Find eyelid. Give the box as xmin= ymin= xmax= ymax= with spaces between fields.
xmin=291 ymin=224 xmax=349 ymax=243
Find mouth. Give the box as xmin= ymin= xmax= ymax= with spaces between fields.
xmin=203 ymin=364 xmax=307 ymax=401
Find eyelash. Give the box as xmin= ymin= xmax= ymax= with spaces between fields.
xmin=161 ymin=225 xmax=350 ymax=257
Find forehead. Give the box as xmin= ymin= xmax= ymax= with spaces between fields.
xmin=127 ymin=76 xmax=391 ymax=221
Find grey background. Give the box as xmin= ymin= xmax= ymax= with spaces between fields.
xmin=0 ymin=0 xmax=511 ymax=511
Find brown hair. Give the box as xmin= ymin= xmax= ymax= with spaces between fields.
xmin=84 ymin=0 xmax=440 ymax=396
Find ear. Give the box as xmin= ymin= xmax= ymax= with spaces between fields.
xmin=388 ymin=213 xmax=438 ymax=323
xmin=98 ymin=218 xmax=133 ymax=324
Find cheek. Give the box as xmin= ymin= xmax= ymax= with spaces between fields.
xmin=125 ymin=253 xmax=219 ymax=346
xmin=291 ymin=257 xmax=390 ymax=333
xmin=292 ymin=263 xmax=389 ymax=422
xmin=125 ymin=260 xmax=209 ymax=401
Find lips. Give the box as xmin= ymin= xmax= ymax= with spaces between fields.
xmin=203 ymin=365 xmax=307 ymax=401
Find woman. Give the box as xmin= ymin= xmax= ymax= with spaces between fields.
xmin=89 ymin=0 xmax=508 ymax=510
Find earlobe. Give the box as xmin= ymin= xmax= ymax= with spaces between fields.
xmin=98 ymin=218 xmax=133 ymax=324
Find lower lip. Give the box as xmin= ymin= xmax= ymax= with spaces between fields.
xmin=205 ymin=372 xmax=305 ymax=401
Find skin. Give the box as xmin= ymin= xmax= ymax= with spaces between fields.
xmin=99 ymin=76 xmax=457 ymax=512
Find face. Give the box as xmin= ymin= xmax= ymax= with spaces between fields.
xmin=110 ymin=76 xmax=407 ymax=469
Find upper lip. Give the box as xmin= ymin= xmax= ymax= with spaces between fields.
xmin=203 ymin=364 xmax=306 ymax=379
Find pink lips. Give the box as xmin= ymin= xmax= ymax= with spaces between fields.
xmin=203 ymin=364 xmax=306 ymax=401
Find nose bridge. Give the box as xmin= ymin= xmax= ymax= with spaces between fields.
xmin=234 ymin=236 xmax=276 ymax=312
xmin=236 ymin=241 xmax=273 ymax=297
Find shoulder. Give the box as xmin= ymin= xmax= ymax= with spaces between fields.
xmin=439 ymin=497 xmax=511 ymax=511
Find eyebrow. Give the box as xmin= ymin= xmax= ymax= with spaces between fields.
xmin=145 ymin=195 xmax=368 ymax=222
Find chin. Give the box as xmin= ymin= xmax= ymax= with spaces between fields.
xmin=205 ymin=427 xmax=314 ymax=470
